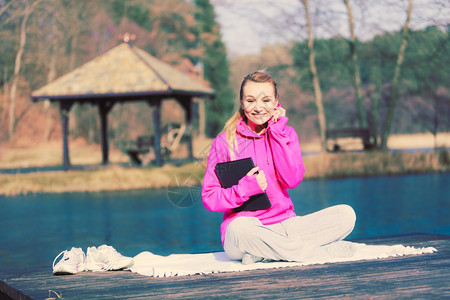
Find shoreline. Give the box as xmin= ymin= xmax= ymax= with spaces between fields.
xmin=1 ymin=133 xmax=449 ymax=196
xmin=1 ymin=148 xmax=448 ymax=196
xmin=300 ymin=132 xmax=450 ymax=153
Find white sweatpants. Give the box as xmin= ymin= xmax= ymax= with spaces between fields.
xmin=223 ymin=204 xmax=356 ymax=262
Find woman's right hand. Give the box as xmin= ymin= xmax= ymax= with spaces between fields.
xmin=247 ymin=166 xmax=267 ymax=191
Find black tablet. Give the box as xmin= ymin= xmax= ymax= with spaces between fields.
xmin=215 ymin=158 xmax=271 ymax=212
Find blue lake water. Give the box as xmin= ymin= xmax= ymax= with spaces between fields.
xmin=0 ymin=173 xmax=449 ymax=270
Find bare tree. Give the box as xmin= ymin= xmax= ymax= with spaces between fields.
xmin=344 ymin=0 xmax=367 ymax=129
xmin=300 ymin=0 xmax=327 ymax=149
xmin=0 ymin=0 xmax=16 ymax=19
xmin=40 ymin=0 xmax=65 ymax=142
xmin=380 ymin=0 xmax=414 ymax=149
xmin=368 ymin=63 xmax=383 ymax=147
xmin=1 ymin=67 xmax=8 ymax=130
xmin=8 ymin=0 xmax=42 ymax=140
xmin=42 ymin=23 xmax=58 ymax=142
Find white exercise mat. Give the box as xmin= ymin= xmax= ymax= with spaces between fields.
xmin=129 ymin=241 xmax=437 ymax=277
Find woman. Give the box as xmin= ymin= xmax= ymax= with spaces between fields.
xmin=202 ymin=71 xmax=356 ymax=264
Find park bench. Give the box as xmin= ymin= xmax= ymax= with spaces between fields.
xmin=325 ymin=128 xmax=374 ymax=152
xmin=118 ymin=123 xmax=187 ymax=166
xmin=123 ymin=135 xmax=155 ymax=165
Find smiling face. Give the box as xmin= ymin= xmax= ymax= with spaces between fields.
xmin=241 ymin=81 xmax=278 ymax=134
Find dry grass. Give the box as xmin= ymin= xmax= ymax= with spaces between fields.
xmin=0 ymin=136 xmax=214 ymax=169
xmin=0 ymin=162 xmax=206 ymax=196
xmin=1 ymin=149 xmax=448 ymax=196
xmin=303 ymin=149 xmax=450 ymax=179
xmin=0 ymin=134 xmax=449 ymax=196
xmin=0 ymin=139 xmax=130 ymax=168
xmin=0 ymin=137 xmax=211 ymax=196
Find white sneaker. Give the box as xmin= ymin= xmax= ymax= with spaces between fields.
xmin=85 ymin=245 xmax=134 ymax=271
xmin=52 ymin=247 xmax=86 ymax=275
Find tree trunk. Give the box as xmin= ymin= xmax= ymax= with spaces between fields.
xmin=43 ymin=29 xmax=59 ymax=142
xmin=380 ymin=0 xmax=413 ymax=150
xmin=370 ymin=64 xmax=382 ymax=148
xmin=67 ymin=24 xmax=79 ymax=139
xmin=68 ymin=35 xmax=78 ymax=71
xmin=301 ymin=0 xmax=327 ymax=150
xmin=344 ymin=0 xmax=367 ymax=129
xmin=8 ymin=0 xmax=41 ymax=141
xmin=0 ymin=0 xmax=14 ymax=18
xmin=1 ymin=67 xmax=8 ymax=125
xmin=432 ymin=94 xmax=439 ymax=150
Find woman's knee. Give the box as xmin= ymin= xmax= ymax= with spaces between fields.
xmin=226 ymin=217 xmax=261 ymax=238
xmin=224 ymin=217 xmax=261 ymax=246
xmin=223 ymin=241 xmax=244 ymax=260
xmin=224 ymin=217 xmax=261 ymax=260
xmin=336 ymin=204 xmax=356 ymax=231
xmin=227 ymin=216 xmax=261 ymax=230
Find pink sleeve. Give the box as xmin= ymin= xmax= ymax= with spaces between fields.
xmin=202 ymin=137 xmax=264 ymax=212
xmin=268 ymin=116 xmax=305 ymax=189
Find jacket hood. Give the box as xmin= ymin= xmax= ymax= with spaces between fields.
xmin=235 ymin=117 xmax=274 ymax=166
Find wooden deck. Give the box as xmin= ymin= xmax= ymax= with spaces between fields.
xmin=1 ymin=234 xmax=449 ymax=299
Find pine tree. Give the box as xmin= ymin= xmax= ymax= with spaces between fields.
xmin=195 ymin=0 xmax=235 ymax=137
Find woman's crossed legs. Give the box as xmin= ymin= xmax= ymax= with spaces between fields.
xmin=224 ymin=204 xmax=356 ymax=262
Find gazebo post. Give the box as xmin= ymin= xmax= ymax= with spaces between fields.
xmin=178 ymin=97 xmax=194 ymax=161
xmin=59 ymin=101 xmax=74 ymax=171
xmin=151 ymin=99 xmax=163 ymax=166
xmin=98 ymin=101 xmax=114 ymax=165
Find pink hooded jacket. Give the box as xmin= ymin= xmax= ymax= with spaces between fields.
xmin=202 ymin=115 xmax=305 ymax=245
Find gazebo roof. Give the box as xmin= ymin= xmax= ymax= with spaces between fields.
xmin=31 ymin=43 xmax=214 ymax=101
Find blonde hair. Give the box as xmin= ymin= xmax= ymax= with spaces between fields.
xmin=222 ymin=71 xmax=278 ymax=160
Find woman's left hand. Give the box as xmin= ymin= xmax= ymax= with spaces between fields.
xmin=272 ymin=106 xmax=286 ymax=123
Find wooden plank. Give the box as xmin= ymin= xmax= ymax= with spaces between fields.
xmin=1 ymin=234 xmax=449 ymax=299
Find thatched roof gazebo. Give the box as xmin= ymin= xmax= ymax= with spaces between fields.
xmin=31 ymin=42 xmax=215 ymax=170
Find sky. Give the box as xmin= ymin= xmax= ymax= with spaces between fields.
xmin=211 ymin=0 xmax=450 ymax=57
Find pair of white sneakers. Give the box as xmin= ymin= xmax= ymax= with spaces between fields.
xmin=52 ymin=245 xmax=134 ymax=275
